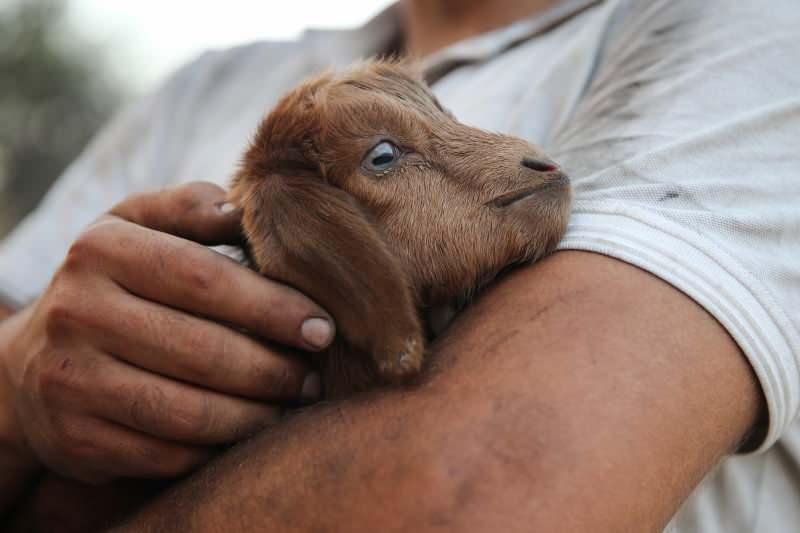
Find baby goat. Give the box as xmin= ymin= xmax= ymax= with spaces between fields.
xmin=230 ymin=60 xmax=571 ymax=397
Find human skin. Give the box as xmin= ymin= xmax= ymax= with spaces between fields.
xmin=0 ymin=183 xmax=334 ymax=512
xmin=116 ymin=251 xmax=763 ymax=532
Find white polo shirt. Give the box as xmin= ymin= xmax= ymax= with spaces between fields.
xmin=1 ymin=1 xmax=798 ymax=530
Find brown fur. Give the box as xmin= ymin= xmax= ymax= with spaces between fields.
xmin=229 ymin=60 xmax=571 ymax=397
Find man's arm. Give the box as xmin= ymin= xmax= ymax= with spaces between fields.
xmin=119 ymin=251 xmax=763 ymax=532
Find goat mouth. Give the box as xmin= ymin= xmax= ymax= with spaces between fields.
xmin=488 ymin=174 xmax=570 ymax=208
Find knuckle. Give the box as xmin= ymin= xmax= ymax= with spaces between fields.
xmin=52 ymin=418 xmax=97 ymax=462
xmin=173 ymin=185 xmax=206 ymax=217
xmin=179 ymin=268 xmax=214 ymax=293
xmin=152 ymin=240 xmax=221 ymax=295
xmin=62 ymin=242 xmax=93 ymax=274
xmin=41 ymin=299 xmax=79 ymax=338
xmin=171 ymin=394 xmax=214 ymax=438
xmin=38 ymin=353 xmax=79 ymax=400
xmin=145 ymin=313 xmax=216 ymax=385
xmin=62 ymin=219 xmax=127 ymax=274
xmin=70 ymin=218 xmax=130 ymax=261
xmin=179 ymin=329 xmax=220 ymax=381
xmin=189 ymin=254 xmax=222 ymax=293
xmin=64 ymin=229 xmax=104 ymax=270
xmin=259 ymin=362 xmax=295 ymax=397
xmin=128 ymin=385 xmax=214 ymax=439
xmin=41 ymin=284 xmax=106 ymax=344
xmin=128 ymin=384 xmax=168 ymax=431
xmin=175 ymin=246 xmax=223 ymax=293
xmin=140 ymin=306 xmax=177 ymax=354
xmin=209 ymin=334 xmax=247 ymax=389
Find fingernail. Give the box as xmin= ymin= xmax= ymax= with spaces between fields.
xmin=301 ymin=317 xmax=334 ymax=350
xmin=218 ymin=202 xmax=236 ymax=214
xmin=302 ymin=372 xmax=321 ymax=400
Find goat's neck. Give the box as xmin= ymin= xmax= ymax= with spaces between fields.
xmin=421 ymin=257 xmax=534 ymax=340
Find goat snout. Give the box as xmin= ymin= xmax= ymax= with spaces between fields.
xmin=488 ymin=175 xmax=568 ymax=208
xmin=487 ymin=155 xmax=570 ymax=208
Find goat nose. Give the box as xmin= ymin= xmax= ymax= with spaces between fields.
xmin=521 ymin=157 xmax=559 ymax=173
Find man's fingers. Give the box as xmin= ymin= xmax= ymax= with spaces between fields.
xmin=102 ymin=181 xmax=336 ymax=351
xmin=72 ymin=218 xmax=334 ymax=352
xmin=108 ymin=181 xmax=241 ymax=245
xmin=78 ymin=356 xmax=281 ymax=445
xmin=91 ymin=289 xmax=318 ymax=402
xmin=49 ymin=416 xmax=213 ymax=483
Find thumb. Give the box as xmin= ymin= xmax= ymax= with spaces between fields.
xmin=107 ymin=181 xmax=242 ymax=245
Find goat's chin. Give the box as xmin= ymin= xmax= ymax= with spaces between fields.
xmin=420 ymin=262 xmax=520 ymax=339
xmin=422 ymin=243 xmax=562 ymax=340
xmin=421 ymin=276 xmax=502 ymax=339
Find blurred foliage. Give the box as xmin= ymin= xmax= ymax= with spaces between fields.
xmin=0 ymin=0 xmax=124 ymax=237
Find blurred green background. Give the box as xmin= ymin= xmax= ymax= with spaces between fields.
xmin=0 ymin=0 xmax=125 ymax=237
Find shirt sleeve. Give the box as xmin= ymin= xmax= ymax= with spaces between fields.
xmin=0 ymin=52 xmax=219 ymax=307
xmin=551 ymin=0 xmax=800 ymax=452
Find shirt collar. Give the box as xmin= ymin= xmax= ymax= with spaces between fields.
xmin=421 ymin=0 xmax=604 ymax=80
xmin=306 ymin=0 xmax=603 ymax=79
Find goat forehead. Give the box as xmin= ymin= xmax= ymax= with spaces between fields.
xmin=314 ymin=102 xmax=435 ymax=151
xmin=329 ymin=73 xmax=442 ymax=113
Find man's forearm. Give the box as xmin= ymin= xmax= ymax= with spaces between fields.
xmin=118 ymin=252 xmax=761 ymax=532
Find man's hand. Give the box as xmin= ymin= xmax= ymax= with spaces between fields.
xmin=0 ymin=182 xmax=333 ymax=493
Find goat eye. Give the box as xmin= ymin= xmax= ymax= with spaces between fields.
xmin=363 ymin=141 xmax=400 ymax=173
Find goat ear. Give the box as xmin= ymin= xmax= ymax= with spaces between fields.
xmin=230 ymin=172 xmax=425 ymax=388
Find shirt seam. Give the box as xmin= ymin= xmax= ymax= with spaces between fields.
xmin=558 ymin=205 xmax=799 ymax=452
